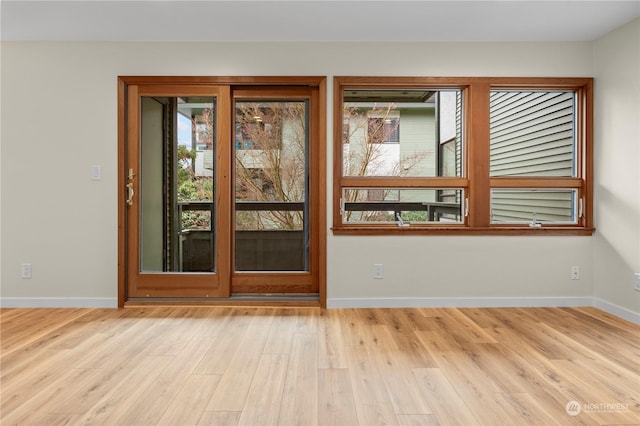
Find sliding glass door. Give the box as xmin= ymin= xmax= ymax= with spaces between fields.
xmin=120 ymin=80 xmax=323 ymax=301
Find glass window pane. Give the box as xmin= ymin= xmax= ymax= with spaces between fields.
xmin=342 ymin=188 xmax=464 ymax=224
xmin=234 ymin=100 xmax=308 ymax=271
xmin=490 ymin=189 xmax=577 ymax=224
xmin=342 ymin=89 xmax=463 ymax=177
xmin=140 ymin=96 xmax=215 ymax=273
xmin=490 ymin=90 xmax=576 ymax=177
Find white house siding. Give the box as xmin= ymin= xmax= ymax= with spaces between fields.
xmin=399 ymin=107 xmax=436 ymax=177
xmin=195 ymin=150 xmax=214 ymax=177
xmin=398 ymin=107 xmax=436 ymax=204
xmin=455 ymin=91 xmax=463 ymax=178
xmin=434 ymin=92 xmax=464 ymax=221
xmin=491 ymin=189 xmax=575 ymax=223
xmin=489 ymin=91 xmax=576 ymax=223
xmin=439 ymin=92 xmax=458 ymax=143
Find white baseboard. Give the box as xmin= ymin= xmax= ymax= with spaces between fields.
xmin=593 ymin=298 xmax=640 ymax=325
xmin=0 ymin=298 xmax=118 ymax=308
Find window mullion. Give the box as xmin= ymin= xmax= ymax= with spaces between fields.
xmin=467 ymin=83 xmax=491 ymax=228
xmin=341 ymin=177 xmax=467 ymax=188
xmin=489 ymin=177 xmax=583 ymax=188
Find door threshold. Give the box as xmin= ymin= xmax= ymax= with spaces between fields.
xmin=125 ymin=293 xmax=321 ymax=308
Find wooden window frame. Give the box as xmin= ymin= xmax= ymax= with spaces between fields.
xmin=332 ymin=76 xmax=594 ymax=236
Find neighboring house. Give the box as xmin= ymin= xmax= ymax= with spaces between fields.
xmin=490 ymin=91 xmax=576 ymax=224
xmin=195 ymin=145 xmax=214 ymax=178
xmin=342 ymin=90 xmax=464 ymax=223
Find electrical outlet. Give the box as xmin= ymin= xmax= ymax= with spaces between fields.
xmin=372 ymin=263 xmax=384 ymax=279
xmin=634 ymin=273 xmax=640 ymax=292
xmin=571 ymin=266 xmax=580 ymax=280
xmin=21 ymin=263 xmax=32 ymax=279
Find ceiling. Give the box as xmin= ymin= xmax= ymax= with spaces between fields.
xmin=1 ymin=1 xmax=639 ymax=42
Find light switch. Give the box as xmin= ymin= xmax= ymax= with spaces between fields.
xmin=91 ymin=165 xmax=102 ymax=181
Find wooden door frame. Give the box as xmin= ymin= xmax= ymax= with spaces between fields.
xmin=117 ymin=76 xmax=327 ymax=308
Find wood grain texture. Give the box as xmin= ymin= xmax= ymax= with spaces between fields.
xmin=1 ymin=306 xmax=638 ymax=425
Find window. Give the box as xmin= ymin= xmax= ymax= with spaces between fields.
xmin=333 ymin=77 xmax=593 ymax=235
xmin=368 ymin=117 xmax=400 ymax=144
xmin=489 ymin=90 xmax=580 ymax=225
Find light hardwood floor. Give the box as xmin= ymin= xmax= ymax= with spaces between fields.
xmin=1 ymin=306 xmax=638 ymax=425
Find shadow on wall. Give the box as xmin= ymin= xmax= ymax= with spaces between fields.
xmin=594 ymin=183 xmax=640 ymax=273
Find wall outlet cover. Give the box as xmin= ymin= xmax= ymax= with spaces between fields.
xmin=21 ymin=263 xmax=32 ymax=279
xmin=571 ymin=266 xmax=580 ymax=280
xmin=373 ymin=264 xmax=384 ymax=279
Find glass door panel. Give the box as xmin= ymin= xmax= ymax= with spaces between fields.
xmin=126 ymin=84 xmax=230 ymax=299
xmin=234 ymin=100 xmax=309 ymax=272
xmin=140 ymin=96 xmax=216 ymax=273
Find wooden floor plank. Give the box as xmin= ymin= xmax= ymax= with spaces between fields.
xmin=317 ymin=309 xmax=348 ymax=369
xmin=278 ymin=332 xmax=319 ymax=426
xmin=551 ymin=358 xmax=640 ymax=425
xmin=369 ymin=324 xmax=433 ymax=415
xmin=0 ymin=306 xmax=638 ymax=425
xmin=344 ymin=343 xmax=399 ymax=425
xmin=395 ymin=414 xmax=439 ymax=426
xmin=193 ymin=313 xmax=249 ymax=375
xmin=206 ymin=309 xmax=275 ymax=412
xmin=417 ymin=348 xmax=514 ymax=425
xmin=1 ymin=333 xmax=110 ymax=407
xmin=70 ymin=355 xmax=173 ymax=425
xmin=113 ymin=334 xmax=215 ymax=425
xmin=411 ymin=367 xmax=480 ymax=425
xmin=236 ymin=354 xmax=289 ymax=426
xmin=496 ymin=392 xmax=563 ymax=426
xmin=197 ymin=411 xmax=241 ymax=426
xmin=0 ymin=308 xmax=90 ymax=355
xmin=571 ymin=306 xmax=640 ymax=336
xmin=566 ymin=356 xmax=640 ymax=404
xmin=375 ymin=309 xmax=438 ymax=368
xmin=0 ymin=367 xmax=93 ymax=425
xmin=318 ymin=368 xmax=359 ymax=426
xmin=157 ymin=374 xmax=221 ymax=426
xmin=262 ymin=308 xmax=297 ymax=355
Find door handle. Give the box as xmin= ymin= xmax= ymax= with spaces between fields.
xmin=126 ymin=183 xmax=134 ymax=206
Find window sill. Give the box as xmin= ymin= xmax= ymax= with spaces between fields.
xmin=331 ymin=226 xmax=595 ymax=236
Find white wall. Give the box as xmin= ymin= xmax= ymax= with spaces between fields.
xmin=592 ymin=19 xmax=640 ymax=316
xmin=0 ymin=39 xmax=632 ymax=317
